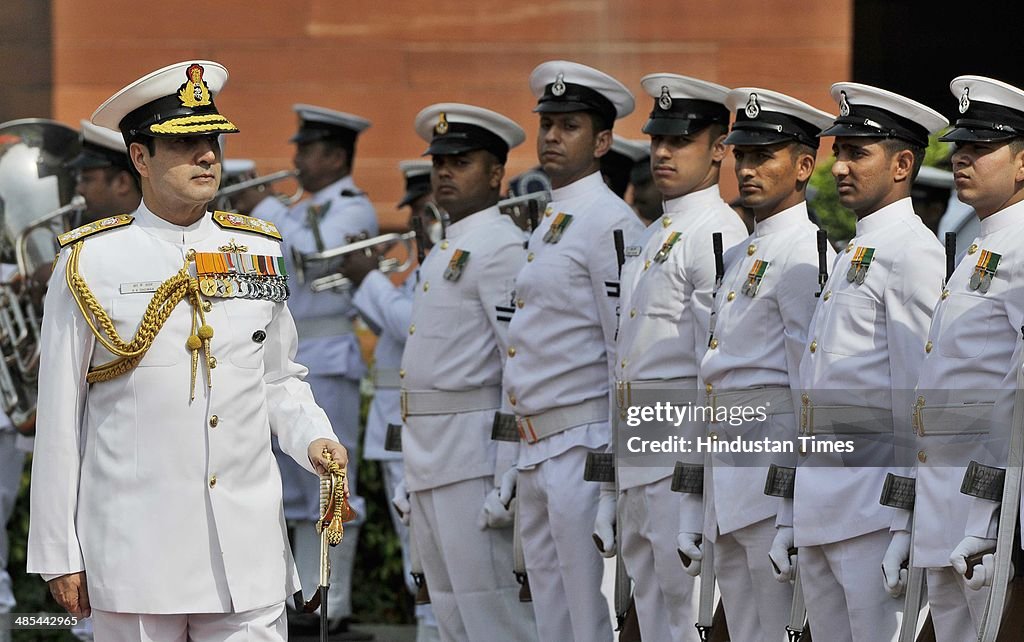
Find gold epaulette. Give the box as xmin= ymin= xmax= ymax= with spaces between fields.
xmin=212 ymin=211 xmax=282 ymax=240
xmin=57 ymin=215 xmax=134 ymax=248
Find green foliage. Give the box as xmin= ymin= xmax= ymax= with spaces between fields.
xmin=808 ymin=133 xmax=953 ymax=247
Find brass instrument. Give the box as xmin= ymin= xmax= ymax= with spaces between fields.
xmin=212 ymin=169 xmax=303 ymax=211
xmin=498 ymin=191 xmax=551 ymax=232
xmin=0 ymin=119 xmax=81 ymax=432
xmin=292 ymin=231 xmax=418 ymax=293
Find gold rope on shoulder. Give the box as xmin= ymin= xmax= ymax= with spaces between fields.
xmin=65 ymin=243 xmax=214 ymax=399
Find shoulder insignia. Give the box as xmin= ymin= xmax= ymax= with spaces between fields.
xmin=58 ymin=214 xmax=134 ymax=248
xmin=212 ymin=211 xmax=282 ymax=240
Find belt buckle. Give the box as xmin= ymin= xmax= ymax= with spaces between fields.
xmin=709 ymin=392 xmax=718 ymax=424
xmin=516 ymin=416 xmax=538 ymax=444
xmin=912 ymin=395 xmax=925 ymax=436
xmin=401 ymin=389 xmax=408 ymax=421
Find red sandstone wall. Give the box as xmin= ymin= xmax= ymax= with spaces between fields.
xmin=52 ymin=1 xmax=850 ymax=230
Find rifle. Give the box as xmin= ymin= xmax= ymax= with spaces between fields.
xmin=815 ymin=229 xmax=828 ymax=297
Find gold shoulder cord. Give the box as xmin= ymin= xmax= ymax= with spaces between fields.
xmin=66 ymin=243 xmax=214 ymax=399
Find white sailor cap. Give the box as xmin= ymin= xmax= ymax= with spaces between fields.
xmin=290 ymin=104 xmax=371 ymax=145
xmin=725 ymin=87 xmax=834 ymax=149
xmin=940 ymin=76 xmax=1024 ymax=143
xmin=398 ymin=159 xmax=433 ymax=207
xmin=821 ymin=82 xmax=948 ymax=147
xmin=414 ymin=103 xmax=525 ymax=163
xmin=639 ymin=73 xmax=731 ymax=137
xmin=92 ymin=61 xmax=238 ymax=144
xmin=67 ymin=119 xmax=130 ymax=170
xmin=530 ymin=60 xmax=635 ymax=127
xmin=222 ymin=158 xmax=256 ymax=178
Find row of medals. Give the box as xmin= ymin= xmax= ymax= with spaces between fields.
xmin=198 ymin=273 xmax=290 ymax=302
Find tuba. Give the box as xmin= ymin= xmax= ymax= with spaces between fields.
xmin=0 ymin=119 xmax=81 ymax=433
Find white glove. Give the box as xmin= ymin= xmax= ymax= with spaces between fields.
xmin=497 ymin=467 xmax=518 ymax=507
xmin=391 ymin=479 xmax=411 ymax=526
xmin=477 ymin=489 xmax=515 ymax=530
xmin=676 ymin=532 xmax=703 ymax=577
xmin=950 ymin=536 xmax=998 ymax=590
xmin=592 ymin=491 xmax=617 ymax=558
xmin=881 ymin=531 xmax=911 ymax=597
xmin=769 ymin=526 xmax=796 ymax=582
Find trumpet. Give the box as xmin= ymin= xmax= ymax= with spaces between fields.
xmin=291 ymin=231 xmax=417 ymax=293
xmin=213 ymin=169 xmax=304 ymax=210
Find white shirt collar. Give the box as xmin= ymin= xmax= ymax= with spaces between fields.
xmin=854 ymin=197 xmax=915 ymax=236
xmin=550 ymin=170 xmax=606 ymax=202
xmin=754 ymin=201 xmax=810 ymax=237
xmin=980 ymin=199 xmax=1024 ymax=236
xmin=445 ymin=205 xmax=501 ymax=240
xmin=133 ymin=199 xmax=216 ymax=245
xmin=661 ymin=184 xmax=723 ymax=216
xmin=312 ymin=175 xmax=357 ymax=204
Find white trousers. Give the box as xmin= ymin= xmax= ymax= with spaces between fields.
xmin=926 ymin=566 xmax=988 ymax=642
xmin=620 ymin=477 xmax=698 ymax=642
xmin=278 ymin=373 xmax=361 ymax=619
xmin=410 ymin=477 xmax=537 ymax=642
xmin=92 ymin=602 xmax=286 ymax=642
xmin=518 ymin=446 xmax=613 ymax=642
xmin=800 ymin=528 xmax=902 ymax=642
xmin=713 ymin=517 xmax=793 ymax=642
xmin=0 ymin=431 xmax=24 ymax=613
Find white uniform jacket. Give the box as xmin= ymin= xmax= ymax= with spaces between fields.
xmin=614 ymin=185 xmax=746 ymax=492
xmin=503 ymin=171 xmax=647 ymax=468
xmin=400 ymin=207 xmax=526 ymax=492
xmin=354 ymin=270 xmax=415 ymax=461
xmin=27 ymin=204 xmax=336 ymax=614
xmin=701 ymin=202 xmax=832 ymax=538
xmin=253 ymin=175 xmax=378 ymax=378
xmin=913 ymin=202 xmax=1024 ymax=562
xmin=794 ymin=198 xmax=944 ymax=547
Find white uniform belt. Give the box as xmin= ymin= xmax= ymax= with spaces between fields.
xmin=912 ymin=396 xmax=994 ymax=436
xmin=294 ymin=315 xmax=355 ymax=338
xmin=373 ymin=368 xmax=402 ymax=389
xmin=709 ymin=386 xmax=793 ymax=417
xmin=615 ymin=377 xmax=698 ymax=413
xmin=401 ymin=386 xmax=502 ymax=418
xmin=800 ymin=397 xmax=892 ymax=435
xmin=517 ymin=396 xmax=609 ymax=444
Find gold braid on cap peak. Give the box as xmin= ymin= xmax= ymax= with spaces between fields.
xmin=66 ymin=243 xmax=214 ymax=398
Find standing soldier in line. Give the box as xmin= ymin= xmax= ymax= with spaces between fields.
xmin=500 ymin=60 xmax=646 ymax=642
xmin=27 ymin=59 xmax=348 ymax=641
xmin=699 ymin=87 xmax=834 ymax=640
xmin=597 ymin=73 xmax=746 ymax=642
xmin=399 ymin=103 xmax=539 ymax=641
xmin=250 ymin=104 xmax=377 ymax=637
xmin=67 ymin=120 xmax=142 ymax=225
xmin=772 ymin=83 xmax=947 ymax=641
xmin=342 ymin=160 xmax=440 ymax=642
xmin=907 ymin=76 xmax=1024 ymax=639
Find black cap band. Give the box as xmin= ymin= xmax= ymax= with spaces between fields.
xmin=727 ymin=110 xmax=821 ymax=148
xmin=290 ymin=120 xmax=358 ymax=147
xmin=820 ymin=103 xmax=929 ymax=147
xmin=66 ymin=140 xmax=132 ymax=171
xmin=398 ymin=173 xmax=432 ymax=207
xmin=118 ymin=93 xmax=221 ymax=139
xmin=425 ymin=122 xmax=510 ymax=163
xmin=534 ymin=82 xmax=617 ymax=128
xmin=939 ymin=100 xmax=1024 ymax=143
xmin=642 ymin=98 xmax=729 ymax=136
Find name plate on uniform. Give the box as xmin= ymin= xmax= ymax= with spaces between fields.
xmin=671 ymin=462 xmax=704 ymax=494
xmin=119 ymin=280 xmax=162 ymax=294
xmin=960 ymin=460 xmax=1005 ymax=502
xmin=384 ymin=424 xmax=402 ymax=452
xmin=763 ymin=464 xmax=795 ymax=499
xmin=583 ymin=452 xmax=615 ymax=483
xmin=879 ymin=472 xmax=916 ymax=510
xmin=490 ymin=412 xmax=519 ymax=442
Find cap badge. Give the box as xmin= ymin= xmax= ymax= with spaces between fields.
xmin=435 ymin=112 xmax=449 ymax=135
xmin=745 ymin=93 xmax=760 ymax=119
xmin=959 ymin=87 xmax=971 ymax=114
xmin=658 ymin=86 xmax=673 ymax=111
xmin=552 ymin=73 xmax=566 ymax=97
xmin=838 ymin=91 xmax=851 ymax=117
xmin=177 ymin=63 xmax=212 ymax=108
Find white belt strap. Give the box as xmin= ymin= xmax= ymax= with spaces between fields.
xmin=401 ymin=386 xmax=502 ymax=419
xmin=373 ymin=368 xmax=402 ymax=389
xmin=800 ymin=395 xmax=893 ymax=435
xmin=294 ymin=315 xmax=355 ymax=338
xmin=708 ymin=386 xmax=794 ymax=418
xmin=517 ymin=396 xmax=609 ymax=444
xmin=912 ymin=395 xmax=994 ymax=436
xmin=615 ymin=377 xmax=698 ymax=415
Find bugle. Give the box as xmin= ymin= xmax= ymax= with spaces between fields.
xmin=213 ymin=169 xmax=303 ymax=210
xmin=292 ymin=231 xmax=418 ymax=293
